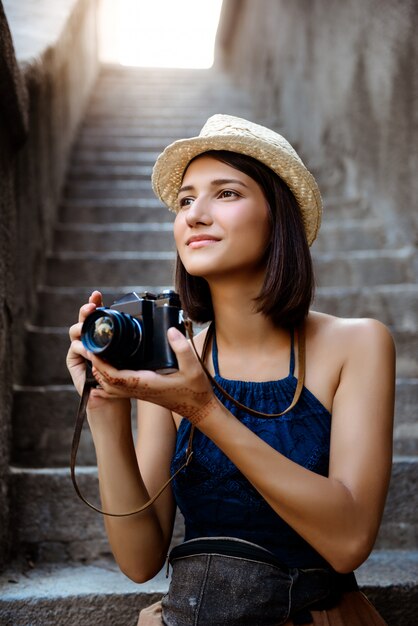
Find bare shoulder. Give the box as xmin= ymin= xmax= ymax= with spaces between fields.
xmin=307 ymin=310 xmax=395 ymax=364
xmin=301 ymin=311 xmax=395 ymax=415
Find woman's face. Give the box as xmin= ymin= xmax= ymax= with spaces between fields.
xmin=173 ymin=155 xmax=271 ymax=284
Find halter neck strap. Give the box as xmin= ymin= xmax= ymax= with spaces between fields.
xmin=191 ymin=321 xmax=306 ymax=419
xmin=211 ymin=327 xmax=296 ymax=379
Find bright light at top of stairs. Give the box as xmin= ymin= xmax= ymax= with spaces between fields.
xmin=100 ymin=0 xmax=224 ymax=68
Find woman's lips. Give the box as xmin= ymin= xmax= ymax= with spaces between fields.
xmin=186 ymin=235 xmax=220 ymax=248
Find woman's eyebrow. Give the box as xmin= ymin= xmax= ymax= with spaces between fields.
xmin=178 ymin=184 xmax=195 ymax=194
xmin=211 ymin=178 xmax=248 ymax=188
xmin=178 ymin=178 xmax=248 ymax=194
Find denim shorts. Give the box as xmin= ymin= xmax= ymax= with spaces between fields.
xmin=161 ymin=537 xmax=345 ymax=626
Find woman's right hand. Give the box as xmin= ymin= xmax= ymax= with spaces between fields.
xmin=137 ymin=601 xmax=163 ymax=625
xmin=66 ymin=290 xmax=120 ymax=411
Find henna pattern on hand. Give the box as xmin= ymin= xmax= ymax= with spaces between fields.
xmin=98 ymin=368 xmax=214 ymax=419
xmin=186 ymin=396 xmax=219 ymax=426
xmin=100 ymin=372 xmax=141 ymax=396
xmin=92 ymin=370 xmax=104 ymax=389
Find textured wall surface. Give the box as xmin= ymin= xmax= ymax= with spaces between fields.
xmin=0 ymin=0 xmax=29 ymax=572
xmin=0 ymin=0 xmax=99 ymax=569
xmin=216 ymin=0 xmax=418 ymax=240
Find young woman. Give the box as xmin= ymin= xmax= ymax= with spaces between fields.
xmin=67 ymin=115 xmax=395 ymax=625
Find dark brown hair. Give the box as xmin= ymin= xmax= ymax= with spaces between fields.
xmin=175 ymin=150 xmax=314 ymax=328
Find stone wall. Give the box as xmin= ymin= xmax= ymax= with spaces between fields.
xmin=216 ymin=0 xmax=418 ymax=241
xmin=0 ymin=0 xmax=99 ymax=569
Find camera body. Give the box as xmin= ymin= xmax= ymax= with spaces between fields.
xmin=81 ymin=290 xmax=185 ymax=373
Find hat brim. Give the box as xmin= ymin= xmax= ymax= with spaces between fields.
xmin=152 ymin=134 xmax=322 ymax=246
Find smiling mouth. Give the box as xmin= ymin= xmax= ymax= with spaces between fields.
xmin=187 ymin=236 xmax=220 ymax=248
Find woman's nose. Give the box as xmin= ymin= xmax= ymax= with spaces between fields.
xmin=185 ymin=196 xmax=213 ymax=227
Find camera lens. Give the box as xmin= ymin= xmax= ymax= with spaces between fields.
xmin=92 ymin=316 xmax=114 ymax=348
xmin=81 ymin=309 xmax=143 ymax=367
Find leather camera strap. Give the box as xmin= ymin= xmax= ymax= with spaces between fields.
xmin=70 ymin=364 xmax=195 ymax=517
xmin=70 ymin=322 xmax=306 ymax=516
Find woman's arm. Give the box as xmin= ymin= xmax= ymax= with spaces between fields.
xmin=67 ymin=293 xmax=177 ymax=583
xmin=89 ymin=319 xmax=395 ymax=574
xmin=86 ymin=400 xmax=177 ymax=582
xmin=193 ymin=318 xmax=395 ymax=573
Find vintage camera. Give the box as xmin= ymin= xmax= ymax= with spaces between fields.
xmin=81 ymin=290 xmax=185 ymax=374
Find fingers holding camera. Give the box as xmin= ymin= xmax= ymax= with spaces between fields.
xmin=66 ymin=318 xmax=89 ymax=392
xmin=66 ymin=291 xmax=111 ymax=403
xmin=86 ymin=328 xmax=216 ymax=423
xmin=78 ymin=291 xmax=103 ymax=324
xmin=166 ymin=326 xmax=218 ymax=422
xmin=89 ymin=290 xmax=103 ymax=306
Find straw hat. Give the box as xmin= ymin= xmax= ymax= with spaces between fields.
xmin=152 ymin=114 xmax=322 ymax=246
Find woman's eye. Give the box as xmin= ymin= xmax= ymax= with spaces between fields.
xmin=219 ymin=189 xmax=239 ymax=199
xmin=179 ymin=197 xmax=194 ymax=208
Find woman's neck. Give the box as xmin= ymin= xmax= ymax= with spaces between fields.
xmin=208 ymin=281 xmax=288 ymax=350
xmin=205 ymin=281 xmax=292 ymax=382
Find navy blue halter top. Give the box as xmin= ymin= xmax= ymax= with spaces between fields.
xmin=171 ymin=329 xmax=332 ymax=568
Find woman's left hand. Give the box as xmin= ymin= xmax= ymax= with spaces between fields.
xmin=88 ymin=327 xmax=215 ymax=420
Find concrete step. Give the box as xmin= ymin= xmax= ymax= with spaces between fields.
xmin=0 ymin=550 xmax=416 ymax=626
xmin=86 ymin=85 xmax=250 ymax=98
xmin=391 ymin=330 xmax=418 ymax=380
xmin=76 ymin=119 xmax=201 ymax=133
xmin=12 ymin=385 xmax=91 ymax=467
xmin=72 ymin=149 xmax=161 ymax=164
xmin=110 ymin=68 xmax=252 ymax=83
xmin=20 ymin=321 xmax=418 ymax=387
xmin=313 ymin=284 xmax=418 ymax=331
xmin=0 ymin=559 xmax=167 ymax=626
xmin=88 ymin=88 xmax=251 ymax=100
xmin=68 ymin=164 xmax=154 ymax=181
xmin=12 ymin=384 xmax=137 ymax=468
xmin=73 ymin=134 xmax=179 ymax=151
xmin=23 ymin=318 xmax=196 ymax=385
xmin=393 ymin=379 xmax=418 ymax=456
xmin=94 ymin=74 xmax=245 ymax=90
xmin=11 ymin=378 xmax=418 ymax=467
xmin=83 ymin=105 xmax=251 ymax=118
xmin=91 ymin=78 xmax=240 ymax=91
xmin=54 ymin=219 xmax=406 ymax=254
xmin=43 ymin=248 xmax=417 ymax=291
xmin=45 ymin=252 xmax=176 ymax=288
xmin=60 ymin=198 xmax=170 ymax=223
xmin=76 ymin=123 xmax=203 ymax=136
xmin=84 ymin=108 xmax=242 ymax=122
xmin=87 ymin=83 xmax=251 ymax=98
xmin=75 ymin=125 xmax=196 ymax=140
xmin=63 ymin=179 xmax=156 ymax=199
xmin=85 ymin=79 xmax=251 ymax=97
xmin=314 ymin=219 xmax=406 ymax=252
xmin=321 ymin=195 xmax=371 ymax=219
xmin=79 ymin=114 xmax=202 ymax=128
xmin=313 ymin=247 xmax=416 ymax=287
xmin=8 ymin=458 xmax=418 ymax=561
xmin=35 ymin=284 xmax=418 ymax=329
xmin=77 ymin=109 xmax=246 ymax=129
xmin=374 ymin=456 xmax=418 ymax=550
xmin=35 ymin=286 xmax=171 ymax=326
xmin=355 ymin=549 xmax=418 ymax=625
xmin=10 ymin=466 xmax=108 ymax=563
xmin=54 ymin=223 xmax=175 ymax=253
xmin=59 ymin=190 xmax=374 ymax=225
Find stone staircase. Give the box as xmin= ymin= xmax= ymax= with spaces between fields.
xmin=1 ymin=66 xmax=417 ymax=626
